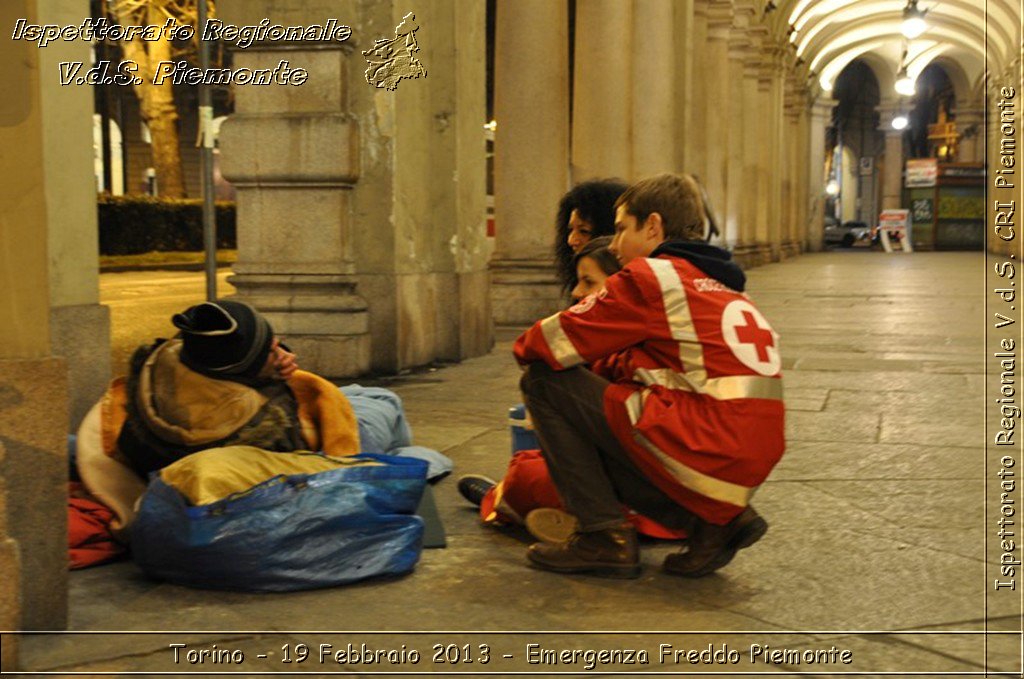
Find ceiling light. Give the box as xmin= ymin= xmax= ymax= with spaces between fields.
xmin=901 ymin=0 xmax=928 ymax=39
xmin=825 ymin=179 xmax=840 ymax=196
xmin=892 ymin=115 xmax=909 ymax=130
xmin=894 ymin=67 xmax=916 ymax=96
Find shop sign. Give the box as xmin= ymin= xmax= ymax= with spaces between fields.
xmin=905 ymin=158 xmax=938 ymax=188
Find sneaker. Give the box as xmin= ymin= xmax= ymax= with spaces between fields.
xmin=525 ymin=508 xmax=579 ymax=544
xmin=457 ymin=474 xmax=497 ymax=507
xmin=662 ymin=506 xmax=767 ymax=578
xmin=527 ymin=524 xmax=641 ymax=579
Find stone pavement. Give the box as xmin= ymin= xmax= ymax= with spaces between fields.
xmin=16 ymin=251 xmax=1020 ymax=676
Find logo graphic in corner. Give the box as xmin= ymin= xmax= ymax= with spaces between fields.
xmin=363 ymin=12 xmax=427 ymax=91
xmin=720 ymin=300 xmax=780 ymax=376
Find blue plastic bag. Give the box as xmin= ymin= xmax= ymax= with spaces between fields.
xmin=131 ymin=454 xmax=428 ymax=591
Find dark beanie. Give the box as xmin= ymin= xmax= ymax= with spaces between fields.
xmin=171 ymin=300 xmax=274 ymax=378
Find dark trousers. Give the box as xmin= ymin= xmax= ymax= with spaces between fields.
xmin=520 ymin=362 xmax=699 ymax=533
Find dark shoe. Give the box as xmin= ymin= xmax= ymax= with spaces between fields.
xmin=457 ymin=474 xmax=496 ymax=506
xmin=663 ymin=506 xmax=768 ymax=578
xmin=528 ymin=524 xmax=641 ymax=578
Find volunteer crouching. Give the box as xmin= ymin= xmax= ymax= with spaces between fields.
xmin=514 ymin=173 xmax=786 ymax=579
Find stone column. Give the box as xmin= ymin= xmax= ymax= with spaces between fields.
xmin=632 ymin=0 xmax=676 ymax=177
xmin=349 ymin=0 xmax=491 ymax=370
xmin=750 ymin=32 xmax=773 ymax=263
xmin=219 ymin=0 xmax=369 ymax=377
xmin=671 ymin=0 xmax=696 ymax=175
xmin=955 ymin=105 xmax=985 ymax=163
xmin=1 ymin=0 xmax=77 ymax=664
xmin=876 ymin=104 xmax=906 ymax=210
xmin=573 ymin=0 xmax=632 ymax=180
xmin=795 ymin=88 xmax=811 ymax=251
xmin=746 ymin=60 xmax=769 ymax=263
xmin=703 ymin=3 xmax=733 ymax=246
xmin=783 ymin=78 xmax=803 ymax=255
xmin=223 ymin=1 xmax=491 ymax=372
xmin=433 ymin=0 xmax=492 ymax=361
xmin=806 ymin=98 xmax=834 ymax=251
xmin=39 ymin=0 xmax=111 ymax=428
xmin=781 ymin=105 xmax=796 ymax=252
xmin=491 ymin=0 xmax=570 ymax=324
xmin=728 ymin=24 xmax=757 ymax=264
xmin=761 ymin=43 xmax=788 ymax=260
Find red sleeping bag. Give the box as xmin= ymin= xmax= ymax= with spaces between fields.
xmin=68 ymin=482 xmax=125 ymax=569
xmin=479 ymin=449 xmax=688 ymax=540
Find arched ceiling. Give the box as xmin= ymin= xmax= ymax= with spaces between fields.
xmin=770 ymin=0 xmax=1020 ymax=103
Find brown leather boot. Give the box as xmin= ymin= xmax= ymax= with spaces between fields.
xmin=663 ymin=506 xmax=767 ymax=578
xmin=527 ymin=524 xmax=641 ymax=579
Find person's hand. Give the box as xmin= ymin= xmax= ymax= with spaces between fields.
xmin=265 ymin=338 xmax=298 ymax=380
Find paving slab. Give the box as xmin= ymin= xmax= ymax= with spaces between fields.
xmin=826 ymin=387 xmax=978 ymax=412
xmin=785 ymin=409 xmax=881 ymax=443
xmin=784 ymin=369 xmax=971 ymax=393
xmin=879 ymin=412 xmax=982 ymax=448
xmin=771 ymin=441 xmax=982 ymax=481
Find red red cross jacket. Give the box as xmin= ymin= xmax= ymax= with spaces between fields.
xmin=514 ymin=250 xmax=785 ymax=525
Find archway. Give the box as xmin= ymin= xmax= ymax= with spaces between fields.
xmin=907 ymin=63 xmax=956 ymax=160
xmin=829 ymin=59 xmax=883 ymax=226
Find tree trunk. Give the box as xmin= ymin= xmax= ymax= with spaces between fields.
xmin=115 ymin=3 xmax=187 ymax=198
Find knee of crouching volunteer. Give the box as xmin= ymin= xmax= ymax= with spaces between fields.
xmin=519 ymin=361 xmax=554 ymax=396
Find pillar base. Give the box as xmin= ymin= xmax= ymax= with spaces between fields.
xmin=228 ymin=272 xmax=370 ymax=378
xmin=456 ymin=270 xmax=495 ymax=360
xmin=490 ymin=257 xmax=564 ymax=326
xmin=780 ymin=240 xmax=802 ymax=259
xmin=50 ymin=303 xmax=110 ymax=429
xmin=732 ymin=243 xmax=774 ymax=269
xmin=279 ymin=334 xmax=370 ymax=379
xmin=0 ymin=357 xmax=68 ymax=631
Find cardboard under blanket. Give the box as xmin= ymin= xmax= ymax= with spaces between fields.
xmin=416 ymin=484 xmax=446 ymax=548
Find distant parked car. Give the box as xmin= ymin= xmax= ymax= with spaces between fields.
xmin=824 ymin=219 xmax=871 ymax=248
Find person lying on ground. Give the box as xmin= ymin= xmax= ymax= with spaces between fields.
xmin=514 ymin=173 xmax=785 ymax=579
xmin=75 ymin=300 xmax=360 ymax=538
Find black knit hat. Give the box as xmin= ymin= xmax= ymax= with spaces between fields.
xmin=171 ymin=301 xmax=274 ymax=378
